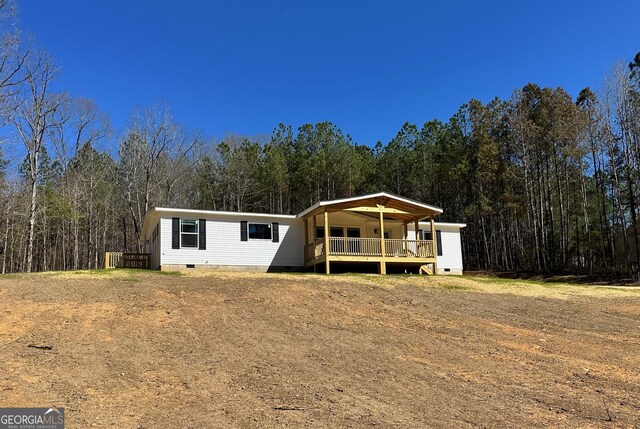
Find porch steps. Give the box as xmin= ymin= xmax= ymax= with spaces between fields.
xmin=419 ymin=264 xmax=433 ymax=275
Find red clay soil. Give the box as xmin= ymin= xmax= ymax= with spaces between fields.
xmin=0 ymin=272 xmax=638 ymax=428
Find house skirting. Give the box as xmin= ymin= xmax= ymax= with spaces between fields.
xmin=437 ymin=268 xmax=463 ymax=275
xmin=160 ymin=264 xmax=304 ymax=273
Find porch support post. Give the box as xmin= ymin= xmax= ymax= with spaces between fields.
xmin=402 ymin=222 xmax=408 ymax=255
xmin=324 ymin=209 xmax=330 ymax=274
xmin=304 ymin=217 xmax=309 ymax=266
xmin=379 ymin=209 xmax=386 ymax=274
xmin=414 ymin=219 xmax=420 ymax=240
xmin=430 ymin=215 xmax=438 ymax=275
xmin=312 ymin=214 xmax=317 ymax=240
xmin=312 ymin=215 xmax=318 ymax=272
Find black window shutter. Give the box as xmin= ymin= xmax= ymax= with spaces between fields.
xmin=199 ymin=219 xmax=206 ymax=250
xmin=172 ymin=218 xmax=180 ymax=249
xmin=240 ymin=221 xmax=248 ymax=241
xmin=272 ymin=222 xmax=279 ymax=242
xmin=436 ymin=230 xmax=443 ymax=256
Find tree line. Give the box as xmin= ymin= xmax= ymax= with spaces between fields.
xmin=0 ymin=3 xmax=639 ymax=276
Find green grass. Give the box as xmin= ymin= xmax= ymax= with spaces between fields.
xmin=462 ymin=275 xmax=576 ymax=289
xmin=71 ymin=268 xmax=178 ymax=277
xmin=464 ymin=275 xmax=557 ymax=287
xmin=276 ymin=271 xmax=322 ymax=276
xmin=464 ymin=274 xmax=640 ymax=290
xmin=440 ymin=284 xmax=470 ymax=291
xmin=154 ymin=270 xmax=182 ymax=276
xmin=1 ymin=270 xmax=637 ymax=299
xmin=0 ymin=272 xmax=19 ymax=279
xmin=72 ymin=269 xmax=116 ymax=276
xmin=0 ymin=268 xmax=182 ymax=279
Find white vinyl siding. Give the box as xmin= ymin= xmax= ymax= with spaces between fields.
xmin=435 ymin=227 xmax=464 ymax=273
xmin=160 ymin=215 xmax=303 ymax=269
xmin=408 ymin=223 xmax=464 ymax=273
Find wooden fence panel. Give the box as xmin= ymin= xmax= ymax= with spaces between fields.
xmin=104 ymin=252 xmax=150 ymax=269
xmin=105 ymin=252 xmax=123 ymax=269
xmin=122 ymin=253 xmax=151 ymax=269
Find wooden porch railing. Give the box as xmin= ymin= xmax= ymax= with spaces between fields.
xmin=328 ymin=237 xmax=382 ymax=256
xmin=305 ymin=239 xmax=326 ymax=261
xmin=384 ymin=239 xmax=434 ymax=258
xmin=305 ymin=238 xmax=435 ymax=260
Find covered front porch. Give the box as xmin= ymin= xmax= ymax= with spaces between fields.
xmin=299 ymin=193 xmax=442 ymax=274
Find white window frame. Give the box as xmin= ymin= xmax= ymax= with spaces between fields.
xmin=248 ymin=222 xmax=272 ymax=240
xmin=180 ymin=219 xmax=199 ymax=248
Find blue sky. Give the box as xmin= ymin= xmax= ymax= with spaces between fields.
xmin=18 ymin=0 xmax=640 ymax=147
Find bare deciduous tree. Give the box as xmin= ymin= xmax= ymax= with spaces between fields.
xmin=7 ymin=52 xmax=69 ymax=272
xmin=115 ymin=104 xmax=199 ymax=250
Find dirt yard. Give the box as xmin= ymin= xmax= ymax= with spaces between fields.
xmin=0 ymin=270 xmax=638 ymax=428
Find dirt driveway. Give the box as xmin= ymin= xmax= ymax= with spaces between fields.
xmin=0 ymin=271 xmax=638 ymax=428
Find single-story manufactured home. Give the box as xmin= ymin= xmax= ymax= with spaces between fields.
xmin=140 ymin=192 xmax=465 ymax=274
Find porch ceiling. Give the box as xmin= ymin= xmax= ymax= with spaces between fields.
xmin=297 ymin=192 xmax=442 ymax=222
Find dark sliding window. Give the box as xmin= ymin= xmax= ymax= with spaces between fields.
xmin=248 ymin=223 xmax=272 ymax=240
xmin=420 ymin=230 xmax=432 ymax=241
